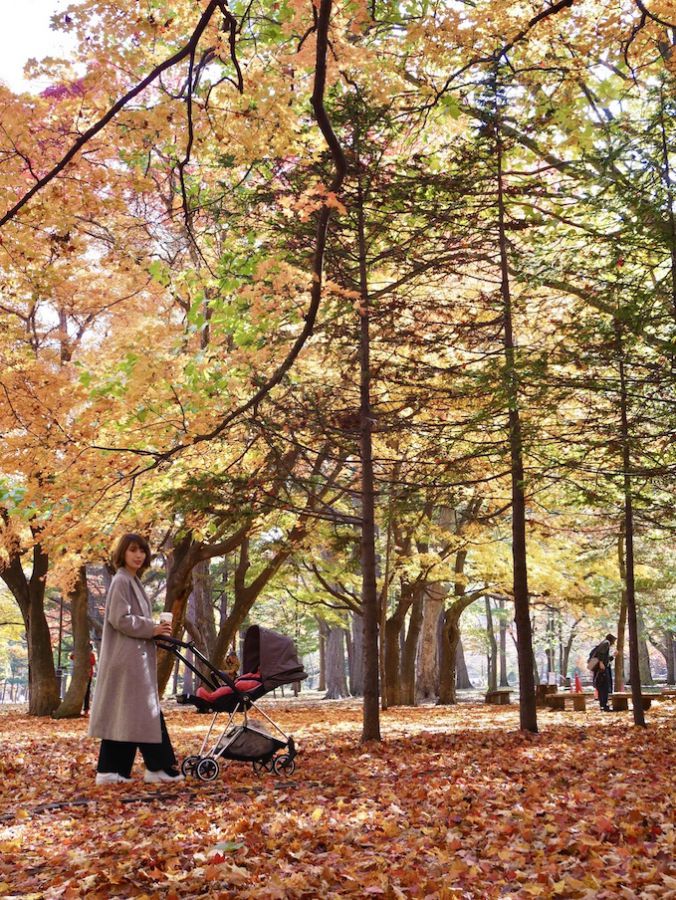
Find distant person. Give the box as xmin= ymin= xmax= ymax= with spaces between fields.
xmin=88 ymin=533 xmax=183 ymax=785
xmin=588 ymin=634 xmax=616 ymax=711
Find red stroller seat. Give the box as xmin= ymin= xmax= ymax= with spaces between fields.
xmin=196 ymin=672 xmax=262 ymax=704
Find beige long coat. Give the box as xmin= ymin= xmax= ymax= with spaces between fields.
xmin=88 ymin=568 xmax=162 ymax=743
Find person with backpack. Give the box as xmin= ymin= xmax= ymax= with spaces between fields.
xmin=588 ymin=634 xmax=616 ymax=711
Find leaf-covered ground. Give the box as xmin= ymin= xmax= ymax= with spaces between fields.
xmin=1 ymin=698 xmax=674 ymax=899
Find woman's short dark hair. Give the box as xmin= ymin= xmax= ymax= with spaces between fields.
xmin=112 ymin=533 xmax=152 ymax=573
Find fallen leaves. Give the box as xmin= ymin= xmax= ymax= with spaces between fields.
xmin=0 ymin=699 xmax=674 ymax=898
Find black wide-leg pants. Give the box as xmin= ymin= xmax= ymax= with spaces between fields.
xmin=97 ymin=713 xmax=177 ymax=777
xmin=595 ymin=669 xmax=611 ymax=709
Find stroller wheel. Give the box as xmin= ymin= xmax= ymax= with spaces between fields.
xmin=252 ymin=758 xmax=274 ymax=776
xmin=273 ymin=755 xmax=296 ymax=777
xmin=181 ymin=755 xmax=201 ymax=777
xmin=196 ymin=757 xmax=220 ymax=782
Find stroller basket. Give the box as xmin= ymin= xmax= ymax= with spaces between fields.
xmin=219 ymin=723 xmax=286 ymax=762
xmin=156 ymin=625 xmax=306 ymax=781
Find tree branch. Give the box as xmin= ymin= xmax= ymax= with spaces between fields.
xmin=0 ymin=0 xmax=232 ymax=229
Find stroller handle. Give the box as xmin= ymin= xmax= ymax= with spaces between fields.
xmin=154 ymin=635 xmax=192 ymax=650
xmin=154 ymin=635 xmax=241 ymax=694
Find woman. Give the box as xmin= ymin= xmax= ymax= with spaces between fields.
xmin=89 ymin=533 xmax=183 ymax=784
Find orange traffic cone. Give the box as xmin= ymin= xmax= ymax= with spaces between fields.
xmin=574 ymin=673 xmax=582 ymax=693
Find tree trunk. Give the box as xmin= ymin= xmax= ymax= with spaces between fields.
xmin=616 ymin=320 xmax=646 ymax=726
xmin=416 ymin=583 xmax=446 ymax=702
xmin=193 ymin=558 xmax=217 ymax=656
xmin=355 ymin=146 xmax=381 ymax=742
xmin=0 ymin=538 xmax=59 ymax=716
xmin=562 ymin=617 xmax=582 ymax=680
xmin=498 ymin=598 xmax=509 ymax=686
xmin=384 ymin=614 xmax=403 ymax=707
xmin=496 ymin=96 xmax=538 ymax=732
xmin=318 ymin=619 xmax=326 ymax=692
xmin=438 ymin=608 xmax=473 ymax=690
xmin=545 ymin=609 xmax=556 ymax=677
xmin=383 ymin=580 xmax=417 ymax=708
xmin=323 ymin=624 xmax=348 ymax=699
xmin=401 ymin=594 xmax=424 ymax=706
xmin=54 ymin=567 xmax=90 ymax=718
xmin=157 ymin=532 xmax=200 ymax=694
xmin=350 ymin=613 xmax=364 ymax=696
xmin=455 ymin=637 xmax=474 ymax=690
xmin=438 ymin=552 xmax=477 ymax=705
xmin=661 ymin=630 xmax=676 ymax=685
xmin=486 ymin=597 xmax=498 ymax=692
xmin=182 ymin=590 xmax=202 ymax=695
xmin=379 ymin=496 xmax=395 ymax=711
xmin=183 ymin=558 xmax=219 ymax=684
xmin=616 ymin=529 xmax=628 ymax=691
xmin=636 ymin=606 xmax=654 ymax=686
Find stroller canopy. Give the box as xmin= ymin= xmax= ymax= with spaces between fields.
xmin=242 ymin=626 xmax=307 ymax=689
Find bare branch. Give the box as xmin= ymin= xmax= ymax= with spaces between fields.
xmin=0 ymin=0 xmax=229 ymax=229
xmin=634 ymin=1 xmax=676 ymax=29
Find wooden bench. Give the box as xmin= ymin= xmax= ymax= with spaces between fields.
xmin=656 ymin=689 xmax=676 ymax=700
xmin=610 ymin=692 xmax=652 ymax=711
xmin=485 ymin=689 xmax=513 ymax=705
xmin=546 ymin=693 xmax=587 ymax=712
xmin=535 ymin=684 xmax=558 ymax=707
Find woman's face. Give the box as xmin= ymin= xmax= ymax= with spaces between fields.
xmin=124 ymin=542 xmax=147 ymax=573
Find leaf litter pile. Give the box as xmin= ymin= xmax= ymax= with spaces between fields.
xmin=1 ymin=700 xmax=674 ymax=899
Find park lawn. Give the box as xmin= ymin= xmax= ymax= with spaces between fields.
xmin=0 ymin=700 xmax=674 ymax=899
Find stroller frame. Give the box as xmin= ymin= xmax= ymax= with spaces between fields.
xmin=156 ymin=635 xmax=298 ymax=780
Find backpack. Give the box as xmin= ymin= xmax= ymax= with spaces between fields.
xmin=586 ymin=645 xmax=600 ymax=672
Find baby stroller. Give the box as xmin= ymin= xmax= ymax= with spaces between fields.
xmin=156 ymin=625 xmax=306 ymax=781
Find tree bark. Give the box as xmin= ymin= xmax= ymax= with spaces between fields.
xmin=315 ymin=617 xmax=326 ymax=692
xmin=54 ymin=567 xmax=90 ymax=718
xmin=545 ymin=609 xmax=556 ymax=677
xmin=486 ymin=597 xmax=498 ymax=692
xmin=400 ymin=593 xmax=424 ymax=706
xmin=656 ymin=630 xmax=675 ymax=684
xmin=562 ymin=617 xmax=582 ymax=680
xmin=183 ymin=558 xmax=218 ymax=682
xmin=0 ymin=536 xmax=59 ymax=716
xmin=438 ymin=552 xmax=480 ymax=704
xmin=383 ymin=578 xmax=417 ymax=708
xmin=498 ymin=598 xmax=509 ymax=686
xmin=355 ymin=139 xmax=381 ymax=742
xmin=416 ymin=583 xmax=446 ymax=702
xmin=383 ymin=612 xmax=403 ymax=707
xmin=616 ymin=319 xmax=646 ymax=726
xmin=156 ymin=532 xmax=201 ymax=693
xmin=616 ymin=528 xmax=628 ymax=691
xmin=636 ymin=606 xmax=654 ymax=686
xmin=455 ymin=637 xmax=474 ymax=690
xmin=350 ymin=612 xmax=364 ymax=696
xmin=323 ymin=624 xmax=348 ymax=699
xmin=495 ymin=92 xmax=538 ymax=732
